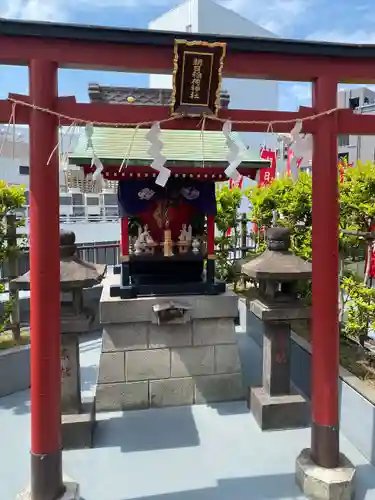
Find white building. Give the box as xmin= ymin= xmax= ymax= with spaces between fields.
xmin=337 ymin=86 xmax=375 ymax=164
xmin=148 ymin=0 xmax=279 ymax=153
xmin=0 ymin=128 xmax=120 ymax=244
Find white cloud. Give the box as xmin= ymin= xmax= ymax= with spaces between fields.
xmin=0 ymin=0 xmax=173 ymax=21
xmin=220 ymin=0 xmax=311 ymax=35
xmin=0 ymin=0 xmax=65 ymax=21
xmin=289 ymin=83 xmax=311 ymax=104
xmin=278 ymin=82 xmax=311 ymax=111
xmin=307 ymin=29 xmax=375 ymax=44
xmin=0 ymin=0 xmax=312 ymax=35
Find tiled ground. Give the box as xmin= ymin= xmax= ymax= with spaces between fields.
xmin=1 ymin=332 xmax=375 ymax=500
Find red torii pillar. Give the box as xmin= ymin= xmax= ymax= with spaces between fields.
xmin=311 ymin=77 xmax=340 ymax=468
xmin=29 ymin=60 xmax=64 ymax=499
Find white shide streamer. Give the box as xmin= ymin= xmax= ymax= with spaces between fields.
xmin=222 ymin=120 xmax=242 ymax=182
xmin=85 ymin=124 xmax=105 ymax=189
xmin=145 ymin=122 xmax=171 ymax=187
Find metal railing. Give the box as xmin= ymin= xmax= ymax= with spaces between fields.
xmin=76 ymin=242 xmax=121 ymax=266
xmin=0 ymin=232 xmax=257 ymax=283
xmin=19 ymin=205 xmax=120 ymax=224
xmin=0 ymin=229 xmax=256 ymax=335
xmin=0 ymin=241 xmax=122 ymax=282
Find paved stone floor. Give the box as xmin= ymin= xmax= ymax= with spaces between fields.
xmin=1 ymin=331 xmax=375 ymax=500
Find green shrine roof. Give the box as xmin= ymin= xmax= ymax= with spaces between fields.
xmin=69 ymin=127 xmax=268 ymax=167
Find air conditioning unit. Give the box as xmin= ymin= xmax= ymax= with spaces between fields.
xmin=84 ymin=193 xmax=101 ymax=220
xmin=59 ymin=193 xmax=73 ymax=218
xmin=100 ymin=192 xmax=118 ymax=220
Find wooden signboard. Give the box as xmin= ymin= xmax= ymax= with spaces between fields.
xmin=171 ymin=40 xmax=226 ymax=116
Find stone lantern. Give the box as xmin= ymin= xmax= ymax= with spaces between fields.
xmin=241 ymin=226 xmax=311 ymax=430
xmin=12 ymin=230 xmax=106 ymax=449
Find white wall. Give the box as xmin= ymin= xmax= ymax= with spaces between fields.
xmin=148 ymin=1 xmax=197 ymax=91
xmin=197 ymin=0 xmax=279 ymax=151
xmin=60 ymin=221 xmax=121 ymax=244
xmin=24 ymin=220 xmax=121 ymax=244
xmin=337 ymin=90 xmax=375 ymax=165
xmin=0 ymin=157 xmax=29 ymax=188
xmin=148 ymin=0 xmax=198 ymax=32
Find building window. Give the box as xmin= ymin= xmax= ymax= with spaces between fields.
xmin=72 ymin=193 xmax=83 ymax=205
xmin=86 ymin=197 xmax=99 ymax=206
xmin=338 ymin=135 xmax=349 ymax=147
xmin=349 ymin=97 xmax=360 ymax=109
xmin=59 ymin=196 xmax=72 ymax=206
xmin=19 ymin=165 xmax=30 ymax=175
xmin=102 ymin=194 xmax=117 ymax=205
xmin=338 ymin=152 xmax=349 ymax=164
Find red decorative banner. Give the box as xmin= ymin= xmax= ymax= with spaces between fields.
xmin=286 ymin=148 xmax=302 ymax=176
xmin=369 ymin=249 xmax=375 ymax=279
xmin=338 ymin=159 xmax=353 ymax=183
xmin=226 ymin=176 xmax=244 ymax=236
xmin=251 ymin=222 xmax=265 ymax=235
xmin=258 ymin=148 xmax=277 ymax=187
xmin=365 ymin=224 xmax=375 ymax=279
xmin=229 ymin=176 xmax=243 ymax=190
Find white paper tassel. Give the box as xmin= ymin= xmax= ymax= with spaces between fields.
xmin=85 ymin=124 xmax=104 ymax=188
xmin=91 ymin=155 xmax=104 ymax=189
xmin=154 ymin=166 xmax=171 ymax=187
xmin=222 ymin=120 xmax=243 ymax=181
xmin=290 ymin=120 xmax=302 ymax=141
xmin=85 ymin=123 xmax=94 ymax=150
xmin=146 ymin=122 xmax=171 ymax=187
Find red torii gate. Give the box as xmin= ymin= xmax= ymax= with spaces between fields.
xmin=1 ymin=19 xmax=375 ymax=499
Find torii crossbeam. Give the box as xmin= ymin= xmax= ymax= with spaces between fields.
xmin=1 ymin=18 xmax=375 ymax=500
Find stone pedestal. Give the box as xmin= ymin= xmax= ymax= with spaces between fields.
xmin=17 ymin=476 xmax=80 ymax=500
xmin=61 ymin=334 xmax=81 ymax=412
xmin=248 ymin=299 xmax=309 ymax=430
xmin=96 ymin=278 xmax=244 ymax=411
xmin=296 ymin=449 xmax=356 ymax=500
xmin=60 ymin=333 xmax=96 ymax=449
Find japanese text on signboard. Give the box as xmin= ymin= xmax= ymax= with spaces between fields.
xmin=190 ymin=57 xmax=203 ymax=100
xmin=171 ymin=40 xmax=226 ymax=116
xmin=181 ymin=51 xmax=213 ymax=106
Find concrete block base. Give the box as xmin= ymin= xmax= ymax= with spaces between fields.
xmin=17 ymin=477 xmax=80 ymax=500
xmin=96 ymin=373 xmax=245 ymax=411
xmin=295 ymin=448 xmax=356 ymax=500
xmin=250 ymin=386 xmax=309 ymax=430
xmin=98 ymin=285 xmax=242 ymax=411
xmin=61 ymin=398 xmax=96 ymax=450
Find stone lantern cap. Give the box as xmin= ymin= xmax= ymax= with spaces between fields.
xmin=241 ymin=227 xmax=312 ymax=281
xmin=12 ymin=230 xmax=106 ymax=291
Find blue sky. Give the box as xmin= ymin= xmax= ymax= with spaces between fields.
xmin=0 ymin=0 xmax=374 ymax=111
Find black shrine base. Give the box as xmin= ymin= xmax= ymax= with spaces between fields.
xmin=130 ymin=254 xmax=204 ymax=286
xmin=113 ymin=265 xmax=122 ymax=275
xmin=110 ymin=254 xmax=224 ymax=298
xmin=109 ymin=280 xmax=226 ymax=299
xmin=110 ymin=263 xmax=225 ymax=298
